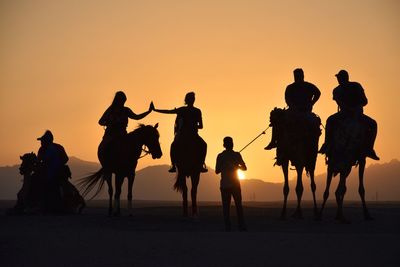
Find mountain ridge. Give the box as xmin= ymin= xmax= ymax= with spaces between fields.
xmin=1 ymin=157 xmax=399 ymax=201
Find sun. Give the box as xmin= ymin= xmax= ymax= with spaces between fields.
xmin=237 ymin=169 xmax=246 ymax=180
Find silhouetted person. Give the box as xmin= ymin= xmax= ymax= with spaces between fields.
xmin=265 ymin=68 xmax=321 ymax=150
xmin=216 ymin=137 xmax=247 ymax=232
xmin=153 ymin=92 xmax=207 ymax=173
xmin=319 ymin=70 xmax=379 ymax=160
xmin=37 ymin=130 xmax=69 ymax=212
xmin=99 ymin=91 xmax=153 ymax=164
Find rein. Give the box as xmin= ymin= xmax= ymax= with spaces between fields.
xmin=139 ymin=145 xmax=150 ymax=159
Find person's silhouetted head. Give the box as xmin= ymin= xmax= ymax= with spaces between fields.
xmin=335 ymin=70 xmax=349 ymax=85
xmin=37 ymin=130 xmax=53 ymax=146
xmin=293 ymin=68 xmax=304 ymax=83
xmin=184 ymin=92 xmax=195 ymax=106
xmin=223 ymin=136 xmax=234 ymax=150
xmin=112 ymin=91 xmax=127 ymax=107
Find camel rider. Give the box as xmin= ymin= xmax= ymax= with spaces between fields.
xmin=37 ymin=130 xmax=69 ymax=212
xmin=153 ymin=92 xmax=207 ymax=173
xmin=265 ymin=68 xmax=321 ymax=150
xmin=319 ymin=70 xmax=379 ymax=160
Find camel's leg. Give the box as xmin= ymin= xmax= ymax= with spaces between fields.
xmin=335 ymin=170 xmax=350 ymax=223
xmin=319 ymin=168 xmax=333 ymax=219
xmin=127 ymin=173 xmax=136 ymax=216
xmin=190 ymin=173 xmax=200 ymax=217
xmin=358 ymin=160 xmax=373 ymax=220
xmin=293 ymin=166 xmax=304 ymax=219
xmin=280 ymin=161 xmax=289 ymax=220
xmin=113 ymin=175 xmax=124 ymax=216
xmin=309 ymin=170 xmax=318 ymax=218
xmin=105 ymin=172 xmax=113 ymax=216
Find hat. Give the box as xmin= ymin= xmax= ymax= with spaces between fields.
xmin=37 ymin=130 xmax=53 ymax=142
xmin=335 ymin=70 xmax=349 ymax=79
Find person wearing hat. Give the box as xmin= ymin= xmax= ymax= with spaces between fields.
xmin=265 ymin=68 xmax=321 ymax=150
xmin=215 ymin=136 xmax=247 ymax=231
xmin=319 ymin=70 xmax=379 ymax=160
xmin=37 ymin=130 xmax=69 ymax=212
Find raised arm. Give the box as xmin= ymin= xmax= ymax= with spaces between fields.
xmin=153 ymin=104 xmax=178 ymax=115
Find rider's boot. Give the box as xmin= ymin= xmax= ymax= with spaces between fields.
xmin=264 ymin=126 xmax=278 ymax=150
xmin=201 ymin=163 xmax=208 ymax=173
xmin=168 ymin=164 xmax=176 ymax=173
xmin=366 ymin=149 xmax=380 ymax=160
xmin=318 ymin=143 xmax=328 ymax=154
xmin=264 ymin=141 xmax=277 ymax=150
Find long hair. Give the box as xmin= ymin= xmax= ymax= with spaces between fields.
xmin=111 ymin=91 xmax=127 ymax=107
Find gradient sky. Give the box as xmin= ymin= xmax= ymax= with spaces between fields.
xmin=1 ymin=0 xmax=399 ymax=182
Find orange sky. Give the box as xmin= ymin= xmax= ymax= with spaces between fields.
xmin=1 ymin=1 xmax=399 ymax=182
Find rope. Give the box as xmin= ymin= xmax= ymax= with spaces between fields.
xmin=239 ymin=126 xmax=270 ymax=153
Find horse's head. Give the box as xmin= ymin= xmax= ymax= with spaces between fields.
xmin=19 ymin=152 xmax=38 ymax=176
xmin=137 ymin=124 xmax=162 ymax=159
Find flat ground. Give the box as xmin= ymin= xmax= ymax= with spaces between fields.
xmin=1 ymin=200 xmax=399 ymax=267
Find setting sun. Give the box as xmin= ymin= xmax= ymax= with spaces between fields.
xmin=237 ymin=170 xmax=246 ymax=180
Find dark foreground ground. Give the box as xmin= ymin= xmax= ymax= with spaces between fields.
xmin=1 ymin=200 xmax=399 ymax=267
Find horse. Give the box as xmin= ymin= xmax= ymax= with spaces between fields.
xmin=79 ymin=124 xmax=162 ymax=216
xmin=8 ymin=152 xmax=85 ymax=215
xmin=270 ymin=108 xmax=321 ymax=219
xmin=173 ymin=134 xmax=207 ymax=217
xmin=318 ymin=115 xmax=373 ymax=223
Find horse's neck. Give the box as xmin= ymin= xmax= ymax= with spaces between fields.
xmin=128 ymin=131 xmax=145 ymax=156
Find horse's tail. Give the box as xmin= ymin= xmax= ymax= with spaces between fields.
xmin=78 ymin=168 xmax=105 ymax=200
xmin=173 ymin=173 xmax=186 ymax=193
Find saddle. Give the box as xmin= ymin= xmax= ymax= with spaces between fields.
xmin=327 ymin=115 xmax=367 ymax=172
xmin=270 ymin=107 xmax=321 ymax=167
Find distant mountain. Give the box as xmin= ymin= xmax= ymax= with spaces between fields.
xmin=1 ymin=157 xmax=399 ymax=201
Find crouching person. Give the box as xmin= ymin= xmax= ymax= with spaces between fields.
xmin=215 ymin=136 xmax=247 ymax=232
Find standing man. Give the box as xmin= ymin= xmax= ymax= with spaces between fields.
xmin=215 ymin=136 xmax=247 ymax=232
xmin=37 ymin=130 xmax=69 ymax=212
xmin=319 ymin=70 xmax=379 ymax=160
xmin=265 ymin=68 xmax=321 ymax=150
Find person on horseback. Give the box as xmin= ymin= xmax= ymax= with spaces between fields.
xmin=319 ymin=70 xmax=379 ymax=160
xmin=98 ymin=91 xmax=153 ymax=164
xmin=265 ymin=68 xmax=321 ymax=150
xmin=153 ymin=91 xmax=207 ymax=173
xmin=99 ymin=91 xmax=153 ymax=140
xmin=215 ymin=136 xmax=247 ymax=231
xmin=37 ymin=130 xmax=69 ymax=212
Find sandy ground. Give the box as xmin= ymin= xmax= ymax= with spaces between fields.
xmin=1 ymin=200 xmax=399 ymax=267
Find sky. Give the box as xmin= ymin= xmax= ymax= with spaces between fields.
xmin=1 ymin=0 xmax=399 ymax=182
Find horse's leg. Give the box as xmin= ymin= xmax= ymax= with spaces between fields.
xmin=319 ymin=168 xmax=333 ymax=220
xmin=180 ymin=174 xmax=189 ymax=217
xmin=113 ymin=174 xmax=124 ymax=216
xmin=309 ymin=170 xmax=318 ymax=218
xmin=190 ymin=173 xmax=200 ymax=217
xmin=280 ymin=161 xmax=289 ymax=220
xmin=358 ymin=159 xmax=373 ymax=220
xmin=105 ymin=172 xmax=113 ymax=216
xmin=292 ymin=166 xmax=304 ymax=219
xmin=335 ymin=170 xmax=350 ymax=223
xmin=127 ymin=173 xmax=136 ymax=216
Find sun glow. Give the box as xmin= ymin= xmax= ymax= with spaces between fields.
xmin=237 ymin=169 xmax=246 ymax=180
